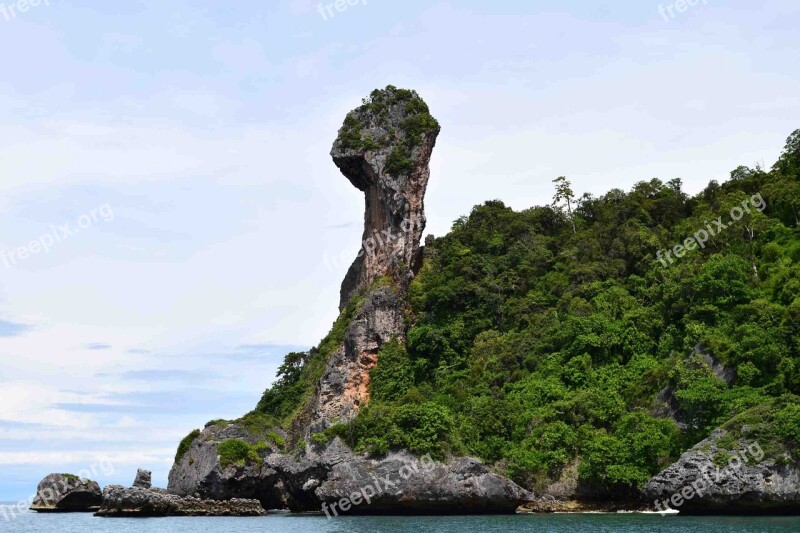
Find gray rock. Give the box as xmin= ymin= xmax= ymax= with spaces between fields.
xmin=304 ymin=286 xmax=406 ymax=432
xmin=696 ymin=345 xmax=736 ymax=385
xmin=95 ymin=485 xmax=266 ymax=517
xmin=29 ymin=473 xmax=102 ymax=512
xmin=316 ymin=450 xmax=533 ymax=514
xmin=642 ymin=429 xmax=800 ymax=513
xmin=132 ymin=468 xmax=152 ymax=489
xmin=168 ymin=422 xmax=532 ymax=514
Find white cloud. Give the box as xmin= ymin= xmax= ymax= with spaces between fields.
xmin=0 ymin=383 xmax=100 ymax=428
xmin=0 ymin=450 xmax=174 ymax=466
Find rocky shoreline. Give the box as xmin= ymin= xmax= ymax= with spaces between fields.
xmin=167 ymin=420 xmax=532 ymax=515
xmin=95 ymin=485 xmax=266 ymax=517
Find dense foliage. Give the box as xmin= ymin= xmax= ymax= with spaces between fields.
xmin=218 ymin=439 xmax=268 ymax=468
xmin=260 ymin=130 xmax=800 ymax=497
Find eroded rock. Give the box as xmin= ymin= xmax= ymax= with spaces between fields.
xmin=29 ymin=473 xmax=102 ymax=513
xmin=133 ymin=468 xmax=152 ymax=489
xmin=642 ymin=428 xmax=800 ymax=514
xmin=316 ymin=451 xmax=533 ymax=515
xmin=95 ymin=485 xmax=266 ymax=517
xmin=331 ymin=85 xmax=440 ymax=310
xmin=168 ymin=422 xmax=532 ymax=514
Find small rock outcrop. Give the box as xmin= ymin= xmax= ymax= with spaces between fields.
xmin=29 ymin=473 xmax=102 ymax=513
xmin=642 ymin=428 xmax=800 ymax=514
xmin=95 ymin=485 xmax=266 ymax=517
xmin=132 ymin=468 xmax=152 ymax=489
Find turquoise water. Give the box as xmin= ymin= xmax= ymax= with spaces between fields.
xmin=2 ymin=511 xmax=800 ymax=532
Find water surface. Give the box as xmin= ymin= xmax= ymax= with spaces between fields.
xmin=2 ymin=510 xmax=800 ymax=533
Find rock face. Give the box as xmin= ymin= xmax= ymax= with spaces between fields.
xmin=316 ymin=451 xmax=532 ymax=515
xmin=30 ymin=474 xmax=102 ymax=512
xmin=642 ymin=428 xmax=800 ymax=514
xmin=168 ymin=422 xmax=532 ymax=514
xmin=303 ymin=86 xmax=440 ymax=432
xmin=304 ymin=285 xmax=406 ymax=433
xmin=331 ymin=86 xmax=440 ymax=311
xmin=96 ymin=485 xmax=266 ymax=517
xmin=133 ymin=468 xmax=152 ymax=489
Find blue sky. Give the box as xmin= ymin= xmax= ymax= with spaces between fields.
xmin=0 ymin=0 xmax=798 ymax=501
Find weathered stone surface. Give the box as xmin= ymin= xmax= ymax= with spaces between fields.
xmin=298 ymin=87 xmax=442 ymax=434
xmin=168 ymin=421 xmax=320 ymax=511
xmin=30 ymin=473 xmax=102 ymax=513
xmin=304 ymin=286 xmax=406 ymax=433
xmin=299 ymin=86 xmax=440 ymax=433
xmin=642 ymin=429 xmax=800 ymax=514
xmin=95 ymin=485 xmax=266 ymax=517
xmin=316 ymin=451 xmax=533 ymax=514
xmin=132 ymin=468 xmax=152 ymax=489
xmin=168 ymin=422 xmax=531 ymax=514
xmin=331 ymin=86 xmax=440 ymax=311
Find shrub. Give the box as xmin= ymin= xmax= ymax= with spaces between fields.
xmin=775 ymin=403 xmax=800 ymax=447
xmin=175 ymin=429 xmax=201 ymax=462
xmin=370 ymin=339 xmax=414 ymax=401
xmin=218 ymin=439 xmax=263 ymax=468
xmin=265 ymin=430 xmax=285 ymax=449
xmin=310 ymin=432 xmax=329 ymax=446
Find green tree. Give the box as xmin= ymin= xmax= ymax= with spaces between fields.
xmin=552 ymin=176 xmax=577 ymax=234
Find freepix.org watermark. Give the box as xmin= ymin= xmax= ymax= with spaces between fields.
xmin=321 ymin=453 xmax=435 ymax=518
xmin=317 ymin=0 xmax=368 ymax=22
xmin=323 ymin=215 xmax=423 ymax=272
xmin=1 ymin=203 xmax=114 ymax=269
xmin=658 ymin=0 xmax=708 ymax=22
xmin=656 ymin=193 xmax=766 ymax=268
xmin=652 ymin=440 xmax=764 ymax=514
xmin=0 ymin=0 xmax=51 ymax=23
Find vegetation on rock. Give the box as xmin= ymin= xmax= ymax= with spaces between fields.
xmin=255 ymin=293 xmax=365 ymax=425
xmin=175 ymin=429 xmax=201 ymax=462
xmin=218 ymin=439 xmax=267 ymax=468
xmin=336 ymin=85 xmax=440 ymax=177
xmin=255 ymin=129 xmax=800 ymax=497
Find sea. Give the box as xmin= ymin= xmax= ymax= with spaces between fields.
xmin=2 ymin=509 xmax=800 ymax=533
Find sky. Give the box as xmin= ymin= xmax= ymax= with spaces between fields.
xmin=0 ymin=0 xmax=798 ymax=501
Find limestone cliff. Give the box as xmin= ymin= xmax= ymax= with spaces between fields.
xmin=332 ymin=86 xmax=439 ymax=310
xmin=302 ymin=86 xmax=440 ymax=433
